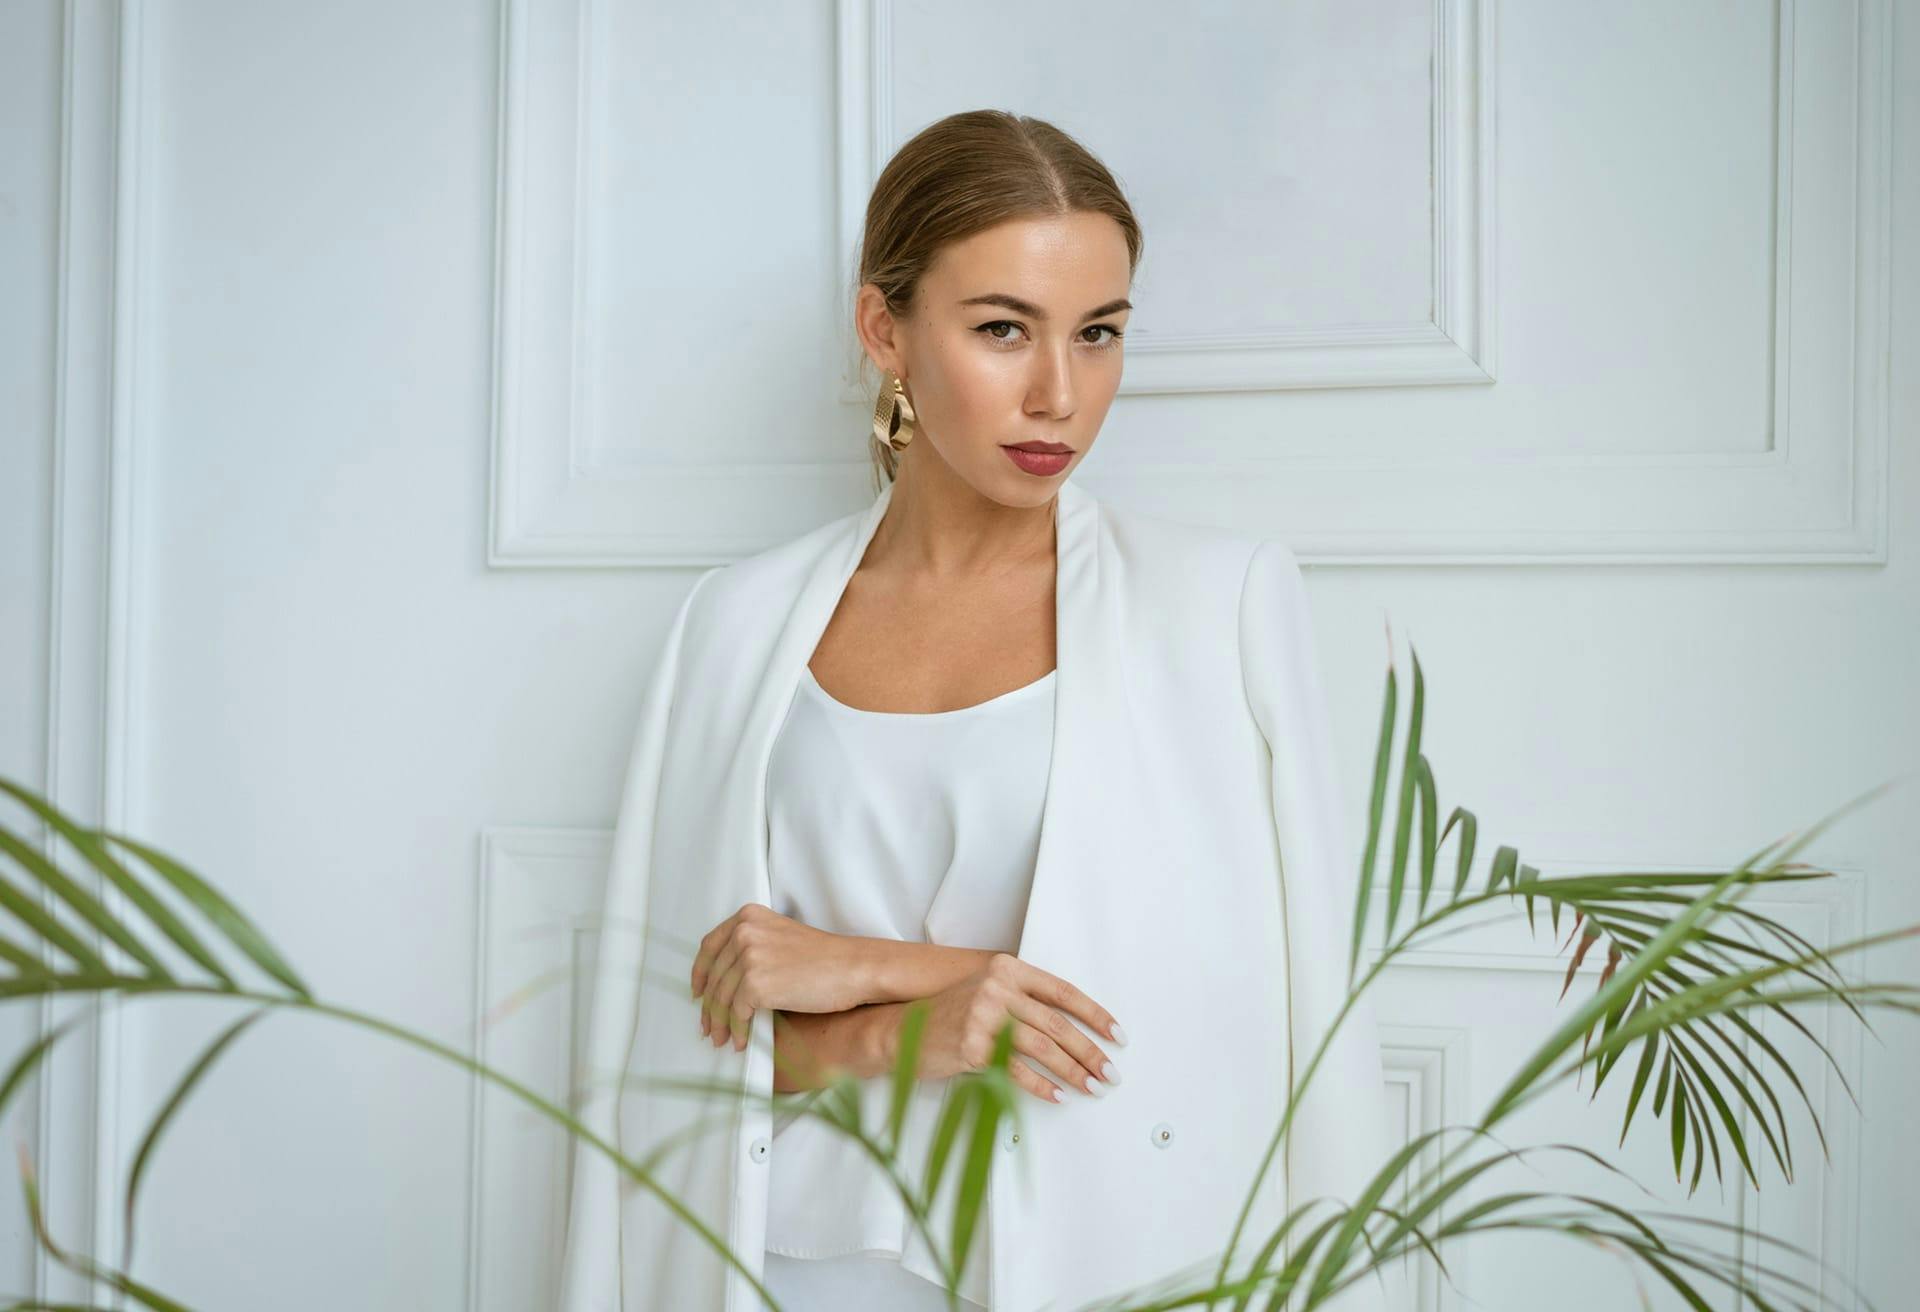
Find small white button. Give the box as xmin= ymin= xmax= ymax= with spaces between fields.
xmin=748 ymin=1136 xmax=770 ymax=1163
xmin=1150 ymin=1121 xmax=1174 ymax=1148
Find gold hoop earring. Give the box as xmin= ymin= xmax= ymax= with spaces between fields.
xmin=871 ymin=372 xmax=917 ymax=452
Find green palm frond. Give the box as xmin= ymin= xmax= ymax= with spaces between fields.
xmin=0 ymin=774 xmax=795 ymax=1312
xmin=1217 ymin=631 xmax=1915 ymax=1311
xmin=1334 ymin=637 xmax=1909 ymax=1198
xmin=12 ymin=1142 xmax=191 ymax=1312
xmin=0 ymin=620 xmax=1913 ymax=1312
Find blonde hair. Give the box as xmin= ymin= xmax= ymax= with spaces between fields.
xmin=852 ymin=110 xmax=1144 ymax=491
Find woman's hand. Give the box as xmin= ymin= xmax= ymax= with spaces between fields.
xmin=910 ymin=952 xmax=1122 ymax=1103
xmin=690 ymin=903 xmax=875 ymax=1050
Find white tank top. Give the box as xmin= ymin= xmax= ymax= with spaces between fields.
xmin=762 ymin=659 xmax=1056 ymax=1307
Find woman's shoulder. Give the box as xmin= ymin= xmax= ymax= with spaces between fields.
xmin=675 ymin=498 xmax=871 ymax=642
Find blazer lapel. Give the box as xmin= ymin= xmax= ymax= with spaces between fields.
xmin=1012 ymin=476 xmax=1101 ymax=964
xmin=739 ymin=479 xmax=899 ymax=908
xmin=716 ymin=482 xmax=902 ymax=1311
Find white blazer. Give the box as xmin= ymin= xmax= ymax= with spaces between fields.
xmin=558 ymin=476 xmax=1400 ymax=1311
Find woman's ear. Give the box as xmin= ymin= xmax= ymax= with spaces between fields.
xmin=852 ymin=282 xmax=908 ymax=380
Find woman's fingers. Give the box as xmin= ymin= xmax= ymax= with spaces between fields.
xmin=707 ymin=966 xmax=738 ymax=1048
xmin=702 ymin=934 xmax=748 ymax=1046
xmin=1005 ymin=994 xmax=1114 ymax=1095
xmin=697 ymin=983 xmax=725 ymax=1038
xmin=1006 ymin=1052 xmax=1065 ymax=1103
xmin=1012 ymin=960 xmax=1122 ymax=1048
xmin=690 ymin=903 xmax=766 ymax=999
xmin=689 ymin=913 xmax=738 ymax=999
xmin=708 ymin=954 xmax=756 ymax=1050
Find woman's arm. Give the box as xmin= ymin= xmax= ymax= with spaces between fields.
xmin=775 ymin=950 xmax=1127 ymax=1103
xmin=693 ymin=910 xmax=1002 ymax=1050
xmin=769 ymin=941 xmax=999 ymax=1092
xmin=771 ymin=1001 xmax=905 ymax=1092
xmin=859 ymin=938 xmax=999 ymax=1004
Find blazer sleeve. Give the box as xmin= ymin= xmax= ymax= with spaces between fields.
xmin=1239 ymin=539 xmax=1407 ymax=1312
xmin=556 ymin=565 xmax=721 ymax=1312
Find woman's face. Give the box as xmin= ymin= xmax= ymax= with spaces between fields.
xmin=858 ymin=211 xmax=1133 ymax=507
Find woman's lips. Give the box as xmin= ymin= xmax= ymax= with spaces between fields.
xmin=1002 ymin=445 xmax=1072 ymax=476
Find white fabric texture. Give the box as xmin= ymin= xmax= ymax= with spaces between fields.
xmin=762 ymin=1249 xmax=967 ymax=1311
xmin=761 ymin=660 xmax=1056 ymax=1308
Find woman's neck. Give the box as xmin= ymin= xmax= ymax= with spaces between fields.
xmin=870 ymin=459 xmax=1057 ymax=582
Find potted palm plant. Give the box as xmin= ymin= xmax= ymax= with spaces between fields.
xmin=0 ymin=642 xmax=1909 ymax=1310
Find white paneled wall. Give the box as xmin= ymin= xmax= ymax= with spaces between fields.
xmin=470 ymin=830 xmax=608 ymax=1312
xmin=2 ymin=0 xmax=1914 ymax=1309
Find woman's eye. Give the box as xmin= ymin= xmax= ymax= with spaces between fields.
xmin=973 ymin=321 xmax=1125 ymax=349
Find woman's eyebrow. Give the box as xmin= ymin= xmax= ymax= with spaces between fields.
xmin=957 ymin=292 xmax=1133 ymax=321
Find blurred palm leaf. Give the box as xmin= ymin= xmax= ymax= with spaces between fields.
xmin=1 ymin=619 xmax=1914 ymax=1312
xmin=0 ymin=774 xmax=790 ymax=1311
xmin=1216 ymin=635 xmax=1916 ymax=1311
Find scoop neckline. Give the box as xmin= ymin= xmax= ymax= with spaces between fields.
xmin=801 ymin=663 xmax=1055 ymax=719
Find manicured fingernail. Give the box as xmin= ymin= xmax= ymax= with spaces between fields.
xmin=1100 ymin=1060 xmax=1120 ymax=1085
xmin=1049 ymin=1085 xmax=1063 ymax=1103
xmin=1087 ymin=1077 xmax=1108 ymax=1098
xmin=1110 ymin=1023 xmax=1127 ymax=1047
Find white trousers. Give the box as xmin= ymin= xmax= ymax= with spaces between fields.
xmin=759 ymin=1249 xmax=985 ymax=1310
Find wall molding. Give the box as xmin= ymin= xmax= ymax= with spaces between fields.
xmin=28 ymin=0 xmax=151 ymax=1302
xmin=487 ymin=0 xmax=867 ymax=569
xmin=1380 ymin=1026 xmax=1473 ymax=1312
xmin=467 ymin=827 xmax=612 ymax=1312
xmin=836 ymin=0 xmax=1496 ymax=397
xmin=842 ymin=0 xmax=1889 ymax=564
xmin=490 ymin=0 xmax=1887 ymax=566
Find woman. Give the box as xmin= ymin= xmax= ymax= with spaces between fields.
xmin=559 ymin=111 xmax=1396 ymax=1312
